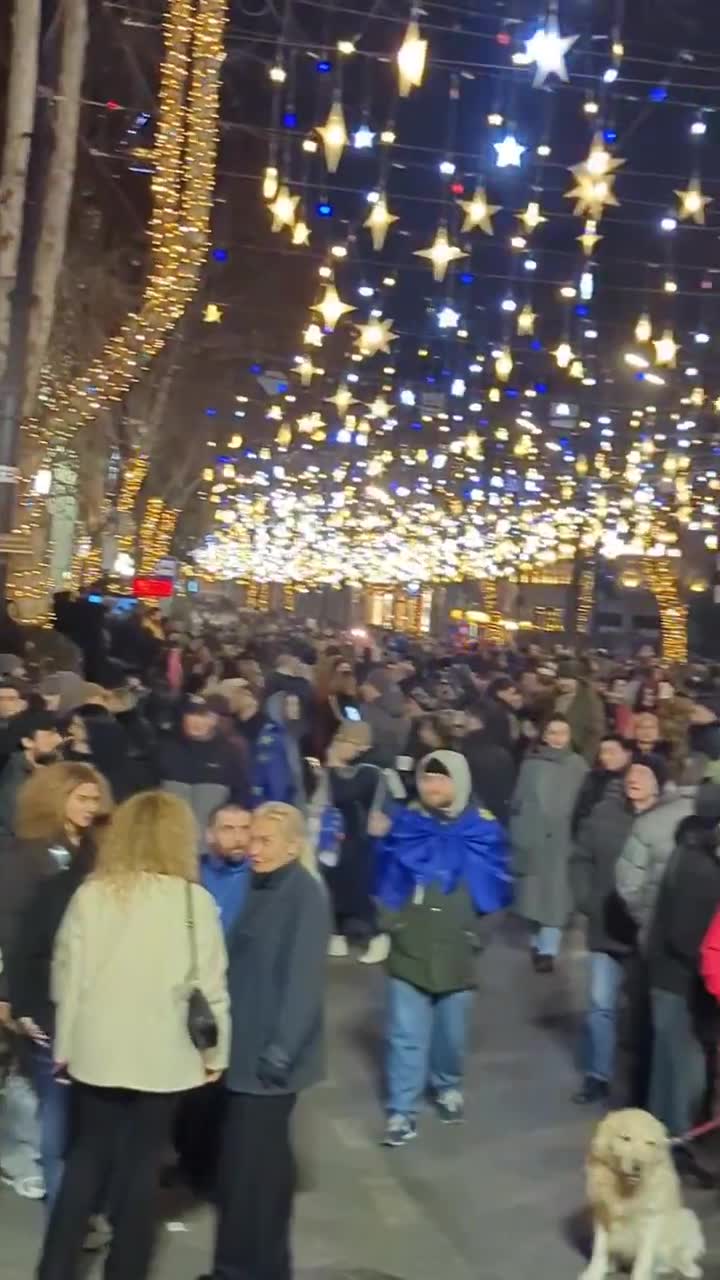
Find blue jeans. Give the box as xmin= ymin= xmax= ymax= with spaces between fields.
xmin=532 ymin=925 xmax=562 ymax=957
xmin=0 ymin=1072 xmax=42 ymax=1184
xmin=386 ymin=978 xmax=473 ymax=1117
xmin=649 ymin=989 xmax=706 ymax=1137
xmin=28 ymin=1042 xmax=70 ymax=1211
xmin=584 ymin=952 xmax=623 ymax=1083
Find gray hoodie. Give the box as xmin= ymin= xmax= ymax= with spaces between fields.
xmin=615 ymin=788 xmax=696 ymax=943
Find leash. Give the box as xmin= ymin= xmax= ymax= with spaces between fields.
xmin=671 ymin=1114 xmax=720 ymax=1147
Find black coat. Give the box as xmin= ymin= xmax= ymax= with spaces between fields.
xmin=569 ymin=781 xmax=636 ymax=955
xmin=647 ymin=817 xmax=720 ymax=1017
xmin=327 ymin=763 xmax=380 ymax=925
xmin=462 ymin=731 xmax=515 ymax=826
xmin=225 ymin=862 xmax=329 ymax=1094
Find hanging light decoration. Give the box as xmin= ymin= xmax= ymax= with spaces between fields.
xmin=326 ymin=385 xmax=356 ymax=416
xmin=495 ymin=347 xmax=514 ymax=381
xmin=291 ymin=218 xmax=311 ymax=246
xmin=577 ymin=219 xmax=602 ymax=256
xmin=364 ymin=194 xmax=398 ymax=251
xmin=554 ymin=341 xmax=574 ymax=369
xmin=635 ymin=312 xmax=653 ymax=344
xmin=517 ymin=304 xmax=536 ymax=335
xmin=414 ymin=222 xmax=468 ymax=281
xmin=397 ymin=17 xmax=428 ymax=97
xmin=524 ymin=11 xmax=579 ymax=87
xmin=355 ymin=316 xmax=398 ymax=356
xmin=262 ymin=165 xmax=279 ymax=201
xmin=518 ymin=199 xmax=546 ymax=231
xmin=312 ymin=282 xmax=355 ymax=331
xmin=675 ymin=177 xmax=712 ymax=224
xmin=269 ymin=185 xmax=299 ymax=232
xmin=457 ymin=186 xmax=500 ymax=235
xmin=203 ymin=303 xmax=223 ymax=323
xmin=654 ymin=329 xmax=678 ymax=366
xmin=317 ymin=97 xmax=348 ymax=172
xmin=566 ymin=135 xmax=624 ymax=221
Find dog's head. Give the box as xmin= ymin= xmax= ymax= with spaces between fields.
xmin=590 ymin=1108 xmax=669 ymax=1184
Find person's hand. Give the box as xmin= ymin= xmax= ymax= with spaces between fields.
xmin=0 ymin=1002 xmax=11 ymax=1026
xmin=53 ymin=1062 xmax=71 ymax=1084
xmin=18 ymin=1017 xmax=49 ymax=1045
xmin=368 ymin=811 xmax=391 ymax=838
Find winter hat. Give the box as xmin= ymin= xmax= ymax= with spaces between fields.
xmin=418 ymin=749 xmax=472 ymax=817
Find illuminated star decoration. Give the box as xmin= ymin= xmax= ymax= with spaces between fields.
xmin=397 ymin=19 xmax=427 ymax=97
xmin=203 ymin=303 xmax=223 ymax=323
xmin=518 ymin=199 xmax=546 ymax=231
xmin=675 ymin=178 xmax=712 ymax=224
xmin=654 ymin=329 xmax=678 ymax=367
xmin=269 ymin=185 xmax=299 ymax=232
xmin=369 ymin=396 xmax=391 ymax=419
xmin=312 ymin=283 xmax=355 ymax=331
xmin=554 ymin=341 xmax=574 ymax=369
xmin=291 ymin=219 xmax=311 ymax=246
xmin=303 ymin=322 xmax=324 ymax=347
xmin=495 ymin=347 xmax=513 ymax=381
xmin=577 ymin=219 xmax=602 ymax=255
xmin=414 ymin=223 xmax=468 ymax=282
xmin=457 ymin=186 xmax=500 ymax=235
xmin=355 ymin=316 xmax=398 ymax=357
xmin=517 ymin=304 xmax=536 ymax=335
xmin=524 ymin=15 xmax=579 ymax=87
xmin=566 ymin=136 xmax=624 ymax=221
xmin=294 ymin=356 xmax=323 ymax=386
xmin=635 ymin=312 xmax=653 ymax=344
xmin=437 ymin=305 xmax=460 ymax=329
xmin=494 ymin=133 xmax=526 ymax=168
xmin=326 ymin=385 xmax=357 ymax=417
xmin=317 ymin=99 xmax=348 ymax=173
xmin=364 ymin=195 xmax=398 ymax=251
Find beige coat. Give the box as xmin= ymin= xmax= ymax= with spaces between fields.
xmin=53 ymin=874 xmax=229 ymax=1092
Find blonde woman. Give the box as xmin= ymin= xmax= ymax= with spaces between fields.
xmin=37 ymin=790 xmax=229 ymax=1280
xmin=0 ymin=761 xmax=110 ymax=1205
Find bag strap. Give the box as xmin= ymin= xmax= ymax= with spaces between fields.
xmin=185 ymin=881 xmax=199 ymax=982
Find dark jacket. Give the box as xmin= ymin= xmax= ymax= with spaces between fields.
xmin=225 ymin=862 xmax=329 ymax=1094
xmin=383 ymin=882 xmax=481 ymax=995
xmin=462 ymin=731 xmax=515 ymax=826
xmin=158 ymin=733 xmax=249 ymax=832
xmin=647 ymin=816 xmax=720 ymax=1030
xmin=0 ymin=754 xmax=33 ymax=836
xmin=6 ymin=839 xmax=94 ymax=1033
xmin=573 ymin=768 xmax=623 ymax=836
xmin=569 ymin=780 xmax=636 ymax=955
xmin=0 ymin=837 xmax=60 ymax=1000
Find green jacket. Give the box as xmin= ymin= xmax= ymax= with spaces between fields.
xmin=381 ymin=883 xmax=479 ymax=995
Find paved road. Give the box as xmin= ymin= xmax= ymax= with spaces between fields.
xmin=2 ymin=920 xmax=719 ymax=1279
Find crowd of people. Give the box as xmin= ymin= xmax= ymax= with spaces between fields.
xmin=1 ymin=598 xmax=720 ymax=1277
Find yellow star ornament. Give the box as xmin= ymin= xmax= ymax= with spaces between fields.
xmin=414 ymin=224 xmax=467 ymax=282
xmin=675 ymin=178 xmax=711 ymax=224
xmin=312 ymin=284 xmax=355 ymax=332
xmin=457 ymin=186 xmax=500 ymax=235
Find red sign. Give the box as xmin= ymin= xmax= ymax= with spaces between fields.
xmin=133 ymin=576 xmax=174 ymax=599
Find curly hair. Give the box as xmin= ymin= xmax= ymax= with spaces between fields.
xmin=93 ymin=790 xmax=198 ymax=886
xmin=15 ymin=762 xmax=112 ymax=843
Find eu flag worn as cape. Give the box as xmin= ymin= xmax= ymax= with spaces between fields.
xmin=375 ymin=804 xmax=512 ymax=915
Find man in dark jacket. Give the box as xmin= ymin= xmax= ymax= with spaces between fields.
xmin=569 ymin=777 xmax=636 ymax=1104
xmin=157 ymin=696 xmax=249 ymax=836
xmin=0 ymin=711 xmax=63 ymax=836
xmin=461 ymin=701 xmax=515 ymax=825
xmin=199 ymin=803 xmax=329 ymax=1280
xmin=572 ymin=734 xmax=633 ymax=834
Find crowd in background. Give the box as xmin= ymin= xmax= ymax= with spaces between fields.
xmin=1 ymin=595 xmax=720 ymax=1276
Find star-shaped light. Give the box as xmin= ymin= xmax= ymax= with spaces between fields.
xmin=269 ymin=185 xmax=299 ymax=232
xmin=577 ymin=219 xmax=602 ymax=255
xmin=353 ymin=124 xmax=375 ymax=150
xmin=654 ymin=329 xmax=678 ymax=367
xmin=518 ymin=199 xmax=546 ymax=231
xmin=414 ymin=224 xmax=467 ymax=282
xmin=635 ymin=313 xmax=653 ymax=344
xmin=355 ymin=317 xmax=398 ymax=357
xmin=369 ymin=396 xmax=391 ymax=419
xmin=517 ymin=304 xmax=536 ymax=335
xmin=303 ymin=322 xmax=324 ymax=347
xmin=291 ymin=219 xmax=311 ymax=246
xmin=317 ymin=99 xmax=348 ymax=173
xmin=312 ymin=283 xmax=355 ymax=331
xmin=364 ymin=195 xmax=398 ymax=251
xmin=494 ymin=133 xmax=526 ymax=168
xmin=437 ymin=305 xmax=460 ymax=329
xmin=495 ymin=347 xmax=513 ymax=381
xmin=294 ymin=356 xmax=323 ymax=386
xmin=675 ymin=178 xmax=711 ymax=224
xmin=326 ymin=385 xmax=357 ymax=417
xmin=554 ymin=341 xmax=574 ymax=369
xmin=566 ymin=175 xmax=619 ymax=221
xmin=203 ymin=303 xmax=223 ymax=323
xmin=397 ymin=19 xmax=427 ymax=97
xmin=457 ymin=186 xmax=500 ymax=234
xmin=525 ymin=16 xmax=578 ymax=87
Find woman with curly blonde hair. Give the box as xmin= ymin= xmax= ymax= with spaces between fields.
xmin=37 ymin=789 xmax=229 ymax=1280
xmin=1 ymin=761 xmax=110 ymax=1205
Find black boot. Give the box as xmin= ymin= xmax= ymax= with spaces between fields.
xmin=573 ymin=1077 xmax=610 ymax=1105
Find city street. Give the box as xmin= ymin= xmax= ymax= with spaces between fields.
xmin=2 ymin=922 xmax=719 ymax=1279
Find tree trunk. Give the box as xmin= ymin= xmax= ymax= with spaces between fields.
xmin=22 ymin=0 xmax=88 ymax=416
xmin=0 ymin=0 xmax=41 ymax=383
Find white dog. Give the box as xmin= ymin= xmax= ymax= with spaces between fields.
xmin=581 ymin=1109 xmax=705 ymax=1280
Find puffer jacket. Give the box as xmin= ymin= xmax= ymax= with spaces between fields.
xmin=647 ymin=816 xmax=720 ymax=1010
xmin=615 ymin=790 xmax=695 ymax=944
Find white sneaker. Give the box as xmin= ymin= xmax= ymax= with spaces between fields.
xmin=358 ymin=933 xmax=390 ymax=965
xmin=0 ymin=1172 xmax=46 ymax=1200
xmin=327 ymin=934 xmax=349 ymax=958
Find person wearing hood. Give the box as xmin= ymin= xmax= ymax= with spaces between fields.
xmin=251 ymin=691 xmax=310 ymax=810
xmin=646 ymin=785 xmax=720 ymax=1150
xmin=511 ymin=715 xmax=589 ymax=971
xmin=461 ymin=701 xmax=516 ymax=826
xmin=375 ymin=751 xmax=510 ymax=1147
xmin=158 ymin=696 xmax=249 ymax=837
xmin=359 ymin=666 xmax=409 ymax=769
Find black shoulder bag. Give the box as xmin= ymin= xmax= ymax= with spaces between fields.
xmin=185 ymin=882 xmax=219 ymax=1052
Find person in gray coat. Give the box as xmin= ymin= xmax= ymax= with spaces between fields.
xmin=200 ymin=802 xmax=329 ymax=1280
xmin=615 ymin=763 xmax=695 ymax=946
xmin=359 ymin=667 xmax=409 ymax=769
xmin=511 ymin=715 xmax=588 ymax=972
